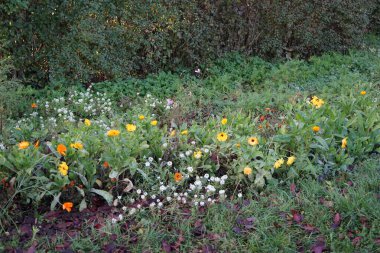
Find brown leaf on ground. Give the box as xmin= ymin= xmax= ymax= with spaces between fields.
xmin=311 ymin=238 xmax=327 ymax=253
xmin=302 ymin=223 xmax=318 ymax=233
xmin=332 ymin=213 xmax=341 ymax=229
xmin=352 ymin=236 xmax=362 ymax=247
xmin=162 ymin=240 xmax=172 ymax=253
xmin=291 ymin=210 xmax=303 ymax=224
xmin=290 ymin=183 xmax=297 ymax=195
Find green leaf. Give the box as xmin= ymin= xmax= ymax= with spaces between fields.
xmin=90 ymin=188 xmax=113 ymax=206
xmin=79 ymin=199 xmax=87 ymax=212
xmin=272 ymin=134 xmax=291 ymax=143
xmin=50 ymin=192 xmax=61 ymax=211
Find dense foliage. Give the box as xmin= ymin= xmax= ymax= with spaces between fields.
xmin=0 ymin=0 xmax=378 ymax=85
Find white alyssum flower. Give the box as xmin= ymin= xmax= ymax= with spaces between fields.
xmin=118 ymin=214 xmax=123 ymax=220
xmin=238 ymin=193 xmax=243 ymax=198
xmin=187 ymin=167 xmax=194 ymax=173
xmin=111 ymin=218 xmax=117 ymax=224
xmin=145 ymin=162 xmax=151 ymax=167
xmin=167 ymin=161 xmax=172 ymax=167
xmin=206 ymin=185 xmax=216 ymax=192
xmin=200 ymin=201 xmax=205 ymax=206
xmin=136 ymin=189 xmax=142 ymax=194
xmin=204 ymin=174 xmax=209 ymax=179
xmin=148 ymin=157 xmax=154 ymax=162
xmin=159 ymin=185 xmax=167 ymax=192
xmin=219 ymin=190 xmax=225 ymax=195
xmin=129 ymin=208 xmax=136 ymax=215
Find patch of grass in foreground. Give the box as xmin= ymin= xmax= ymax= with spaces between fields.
xmin=2 ymin=155 xmax=379 ymax=252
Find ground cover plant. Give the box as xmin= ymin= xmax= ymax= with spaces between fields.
xmin=0 ymin=37 xmax=379 ymax=251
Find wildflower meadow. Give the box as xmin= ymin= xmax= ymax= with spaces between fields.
xmin=0 ymin=2 xmax=380 ymax=252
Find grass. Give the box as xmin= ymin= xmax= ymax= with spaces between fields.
xmin=1 ymin=155 xmax=378 ymax=252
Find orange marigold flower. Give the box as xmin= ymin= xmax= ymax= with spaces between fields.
xmin=18 ymin=141 xmax=30 ymax=150
xmin=62 ymin=202 xmax=73 ymax=212
xmin=57 ymin=144 xmax=67 ymax=156
xmin=107 ymin=129 xmax=120 ymax=137
xmin=174 ymin=172 xmax=183 ymax=182
xmin=31 ymin=103 xmax=37 ymax=109
xmin=312 ymin=126 xmax=320 ymax=133
xmin=360 ymin=90 xmax=366 ymax=95
xmin=243 ymin=167 xmax=252 ymax=175
xmin=103 ymin=161 xmax=110 ymax=168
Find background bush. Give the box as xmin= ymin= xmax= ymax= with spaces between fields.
xmin=0 ymin=0 xmax=378 ymax=86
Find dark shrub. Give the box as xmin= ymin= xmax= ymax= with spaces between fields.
xmin=0 ymin=0 xmax=376 ymax=85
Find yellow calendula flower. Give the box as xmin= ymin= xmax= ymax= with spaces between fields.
xmin=138 ymin=115 xmax=145 ymax=120
xmin=126 ymin=124 xmax=137 ymax=132
xmin=193 ymin=150 xmax=202 ymax=159
xmin=247 ymin=137 xmax=259 ymax=146
xmin=70 ymin=142 xmax=83 ymax=150
xmin=341 ymin=137 xmax=347 ymax=149
xmin=107 ymin=129 xmax=120 ymax=137
xmin=287 ymin=156 xmax=296 ymax=166
xmin=18 ymin=141 xmax=30 ymax=150
xmin=243 ymin=167 xmax=252 ymax=175
xmin=310 ymin=96 xmax=325 ymax=109
xmin=360 ymin=90 xmax=366 ymax=95
xmin=84 ymin=119 xmax=91 ymax=126
xmin=151 ymin=120 xmax=158 ymax=126
xmin=221 ymin=118 xmax=228 ymax=125
xmin=274 ymin=158 xmax=284 ymax=169
xmin=181 ymin=130 xmax=188 ymax=135
xmin=217 ymin=132 xmax=228 ymax=142
xmin=236 ymin=143 xmax=241 ymax=148
xmin=170 ymin=130 xmax=176 ymax=137
xmin=58 ymin=162 xmax=69 ymax=176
